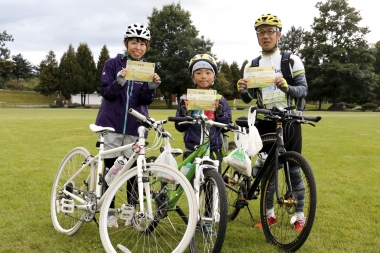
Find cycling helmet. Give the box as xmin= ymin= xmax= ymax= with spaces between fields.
xmin=188 ymin=54 xmax=217 ymax=75
xmin=124 ymin=23 xmax=151 ymax=40
xmin=254 ymin=13 xmax=282 ymax=31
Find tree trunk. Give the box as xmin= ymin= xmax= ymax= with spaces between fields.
xmin=168 ymin=91 xmax=173 ymax=109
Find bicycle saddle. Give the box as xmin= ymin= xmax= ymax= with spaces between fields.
xmin=89 ymin=124 xmax=115 ymax=133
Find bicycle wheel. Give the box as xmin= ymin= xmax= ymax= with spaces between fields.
xmin=51 ymin=147 xmax=95 ymax=235
xmin=190 ymin=168 xmax=228 ymax=253
xmin=260 ymin=151 xmax=316 ymax=252
xmin=221 ymin=141 xmax=243 ymax=220
xmin=99 ymin=162 xmax=197 ymax=253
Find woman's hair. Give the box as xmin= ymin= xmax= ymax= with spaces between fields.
xmin=124 ymin=37 xmax=150 ymax=51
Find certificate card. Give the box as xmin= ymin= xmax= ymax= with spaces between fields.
xmin=125 ymin=60 xmax=155 ymax=82
xmin=244 ymin=66 xmax=275 ymax=88
xmin=187 ymin=89 xmax=217 ymax=111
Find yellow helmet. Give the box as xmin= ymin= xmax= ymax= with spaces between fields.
xmin=188 ymin=54 xmax=217 ymax=74
xmin=254 ymin=13 xmax=282 ymax=31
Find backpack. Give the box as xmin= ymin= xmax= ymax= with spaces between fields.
xmin=250 ymin=51 xmax=306 ymax=111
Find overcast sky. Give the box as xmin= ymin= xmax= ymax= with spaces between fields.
xmin=1 ymin=0 xmax=378 ymax=67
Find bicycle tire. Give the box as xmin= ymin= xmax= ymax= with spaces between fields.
xmin=260 ymin=151 xmax=317 ymax=252
xmin=189 ymin=168 xmax=228 ymax=253
xmin=51 ymin=147 xmax=95 ymax=235
xmin=99 ymin=162 xmax=197 ymax=253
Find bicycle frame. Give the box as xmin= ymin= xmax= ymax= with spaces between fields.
xmin=59 ymin=124 xmax=156 ymax=219
xmin=246 ymin=121 xmax=287 ymax=202
xmin=157 ymin=115 xmax=222 ymax=220
xmin=228 ymin=106 xmax=318 ymax=201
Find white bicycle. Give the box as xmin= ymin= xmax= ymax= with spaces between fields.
xmin=51 ymin=108 xmax=197 ymax=253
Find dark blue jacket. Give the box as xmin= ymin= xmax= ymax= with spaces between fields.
xmin=95 ymin=54 xmax=156 ymax=136
xmin=174 ymin=95 xmax=232 ymax=151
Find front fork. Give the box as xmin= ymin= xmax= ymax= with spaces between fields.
xmin=193 ymin=157 xmax=220 ymax=222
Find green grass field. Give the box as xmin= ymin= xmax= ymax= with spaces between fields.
xmin=0 ymin=108 xmax=379 ymax=252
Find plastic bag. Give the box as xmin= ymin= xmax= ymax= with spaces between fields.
xmin=234 ymin=126 xmax=248 ymax=150
xmin=221 ymin=133 xmax=229 ymax=153
xmin=245 ymin=107 xmax=263 ymax=157
xmin=223 ymin=147 xmax=252 ymax=176
xmin=155 ymin=138 xmax=178 ymax=184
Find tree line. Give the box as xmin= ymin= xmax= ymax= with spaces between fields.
xmin=0 ymin=0 xmax=379 ymax=109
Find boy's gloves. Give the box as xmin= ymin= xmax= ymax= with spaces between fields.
xmin=215 ymin=104 xmax=223 ymax=117
xmin=116 ymin=70 xmax=127 ymax=86
xmin=180 ymin=105 xmax=188 ymax=116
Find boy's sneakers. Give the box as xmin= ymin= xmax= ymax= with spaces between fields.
xmin=290 ymin=214 xmax=306 ymax=231
xmin=195 ymin=222 xmax=216 ymax=237
xmin=107 ymin=215 xmax=118 ymax=228
xmin=254 ymin=215 xmax=277 ymax=228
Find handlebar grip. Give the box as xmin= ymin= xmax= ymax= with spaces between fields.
xmin=168 ymin=116 xmax=193 ymax=122
xmin=235 ymin=116 xmax=248 ymax=128
xmin=302 ymin=115 xmax=322 ymax=122
xmin=129 ymin=108 xmax=146 ymax=121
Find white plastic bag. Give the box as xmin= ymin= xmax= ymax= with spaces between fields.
xmin=245 ymin=108 xmax=263 ymax=157
xmin=223 ymin=147 xmax=252 ymax=176
xmin=234 ymin=126 xmax=248 ymax=150
xmin=155 ymin=138 xmax=178 ymax=184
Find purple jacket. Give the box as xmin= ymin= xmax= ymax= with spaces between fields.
xmin=95 ymin=54 xmax=156 ymax=136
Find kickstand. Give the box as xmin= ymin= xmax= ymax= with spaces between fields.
xmin=93 ymin=216 xmax=99 ymax=227
xmin=246 ymin=204 xmax=255 ymax=222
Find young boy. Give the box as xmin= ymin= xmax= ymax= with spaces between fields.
xmin=174 ymin=54 xmax=232 ymax=170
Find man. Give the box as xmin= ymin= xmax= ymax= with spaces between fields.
xmin=237 ymin=13 xmax=307 ymax=231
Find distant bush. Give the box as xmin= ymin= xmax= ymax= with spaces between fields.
xmin=372 ymin=100 xmax=380 ymax=106
xmin=342 ymin=102 xmax=356 ymax=109
xmin=68 ymin=102 xmax=80 ymax=108
xmin=361 ymin=103 xmax=378 ymax=111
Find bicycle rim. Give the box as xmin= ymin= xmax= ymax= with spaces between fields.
xmin=190 ymin=168 xmax=228 ymax=253
xmin=260 ymin=151 xmax=317 ymax=252
xmin=50 ymin=147 xmax=95 ymax=235
xmin=99 ymin=162 xmax=197 ymax=253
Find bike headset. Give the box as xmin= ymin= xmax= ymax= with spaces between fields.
xmin=188 ymin=54 xmax=218 ymax=87
xmin=254 ymin=13 xmax=282 ymax=53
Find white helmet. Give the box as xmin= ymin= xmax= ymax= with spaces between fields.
xmin=124 ymin=23 xmax=151 ymax=40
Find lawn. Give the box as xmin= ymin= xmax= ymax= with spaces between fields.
xmin=0 ymin=108 xmax=379 ymax=252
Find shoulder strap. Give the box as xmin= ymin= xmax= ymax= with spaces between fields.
xmin=281 ymin=51 xmax=306 ymax=111
xmin=251 ymin=56 xmax=261 ymax=67
xmin=280 ymin=51 xmax=294 ymax=85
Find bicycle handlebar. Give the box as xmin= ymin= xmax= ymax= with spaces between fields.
xmin=168 ymin=115 xmax=240 ymax=132
xmin=250 ymin=106 xmax=322 ymax=123
xmin=167 ymin=116 xmax=193 ymax=122
xmin=129 ymin=108 xmax=172 ymax=139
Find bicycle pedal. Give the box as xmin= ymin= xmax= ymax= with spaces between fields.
xmin=120 ymin=204 xmax=135 ymax=220
xmin=236 ymin=198 xmax=248 ymax=208
xmin=252 ymin=194 xmax=259 ymax=200
xmin=59 ymin=199 xmax=74 ymax=214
